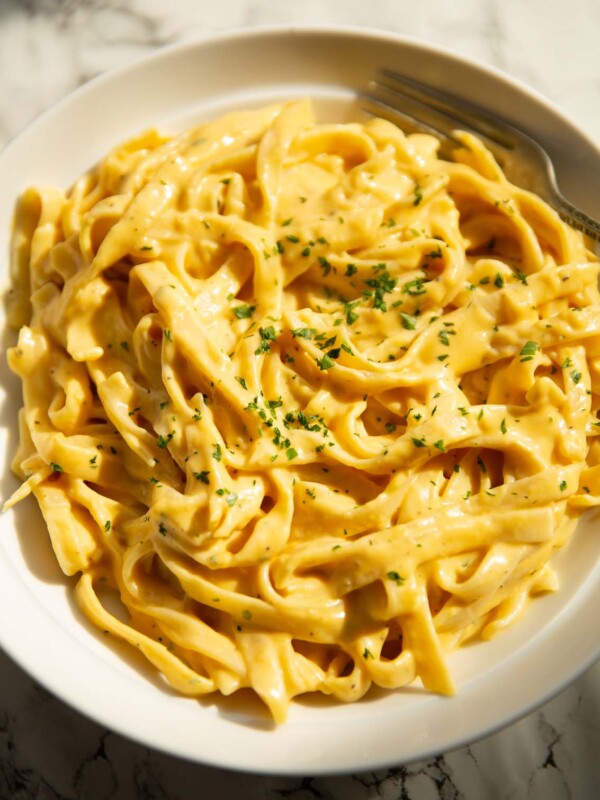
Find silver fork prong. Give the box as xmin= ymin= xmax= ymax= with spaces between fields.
xmin=379 ymin=69 xmax=516 ymax=151
xmin=360 ymin=89 xmax=459 ymax=157
xmin=361 ymin=70 xmax=600 ymax=243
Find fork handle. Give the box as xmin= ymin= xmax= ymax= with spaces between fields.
xmin=552 ymin=193 xmax=600 ymax=243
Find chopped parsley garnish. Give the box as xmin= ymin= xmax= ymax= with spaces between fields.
xmin=411 ymin=437 xmax=426 ymax=448
xmin=519 ymin=341 xmax=539 ymax=362
xmin=291 ymin=327 xmax=316 ymax=339
xmin=386 ymin=571 xmax=405 ymax=586
xmin=216 ymin=488 xmax=238 ymax=506
xmin=318 ymin=256 xmax=332 ymax=276
xmin=363 ymin=266 xmax=397 ymax=312
xmin=164 ymin=328 xmax=172 ymax=341
xmin=434 ymin=440 xmax=446 ymax=452
xmin=500 ymin=418 xmax=507 ymax=434
xmin=400 ymin=312 xmax=417 ymax=330
xmin=255 ymin=325 xmax=277 ymax=355
xmin=559 ymin=480 xmax=567 ymax=491
xmin=570 ymin=370 xmax=582 ymax=384
xmin=286 ymin=447 xmax=298 ymax=461
xmin=233 ymin=303 xmax=255 ymax=319
xmin=104 ymin=521 xmax=111 ymax=532
xmin=157 ymin=431 xmax=175 ymax=449
xmin=494 ymin=273 xmax=504 ymax=288
xmin=402 ymin=277 xmax=426 ymax=296
xmin=212 ymin=443 xmax=222 ymax=461
xmin=194 ymin=471 xmax=210 ymax=484
xmin=317 ymin=354 xmax=335 ymax=370
xmin=235 ymin=376 xmax=248 ymax=390
xmin=438 ymin=328 xmax=455 ymax=346
xmin=345 ymin=264 xmax=357 ymax=277
xmin=413 ymin=183 xmax=423 ymax=206
xmin=344 ymin=300 xmax=360 ymax=325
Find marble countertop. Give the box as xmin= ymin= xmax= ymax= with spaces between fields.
xmin=1 ymin=1 xmax=599 ymax=798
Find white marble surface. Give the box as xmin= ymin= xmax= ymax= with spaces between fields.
xmin=1 ymin=1 xmax=599 ymax=798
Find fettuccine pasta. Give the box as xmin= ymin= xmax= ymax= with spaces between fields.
xmin=5 ymin=100 xmax=600 ymax=722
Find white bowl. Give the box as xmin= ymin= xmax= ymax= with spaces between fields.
xmin=1 ymin=26 xmax=599 ymax=775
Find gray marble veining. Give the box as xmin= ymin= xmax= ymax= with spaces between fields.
xmin=0 ymin=1 xmax=599 ymax=798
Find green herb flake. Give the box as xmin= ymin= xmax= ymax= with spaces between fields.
xmin=559 ymin=480 xmax=567 ymax=491
xmin=235 ymin=376 xmax=248 ymax=390
xmin=400 ymin=312 xmax=417 ymax=330
xmin=291 ymin=327 xmax=316 ymax=340
xmin=500 ymin=418 xmax=507 ymax=434
xmin=194 ymin=471 xmax=210 ymax=484
xmin=570 ymin=370 xmax=582 ymax=384
xmin=386 ymin=570 xmax=405 ymax=586
xmin=413 ymin=183 xmax=423 ymax=206
xmin=411 ymin=437 xmax=426 ymax=448
xmin=402 ymin=277 xmax=426 ymax=296
xmin=317 ymin=354 xmax=335 ymax=370
xmin=233 ymin=303 xmax=256 ymax=319
xmin=104 ymin=521 xmax=111 ymax=532
xmin=157 ymin=431 xmax=175 ymax=449
xmin=519 ymin=341 xmax=539 ymax=362
xmin=212 ymin=443 xmax=222 ymax=461
xmin=255 ymin=325 xmax=278 ymax=355
xmin=164 ymin=328 xmax=172 ymax=342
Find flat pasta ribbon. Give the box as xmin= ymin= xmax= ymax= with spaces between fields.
xmin=5 ymin=100 xmax=600 ymax=722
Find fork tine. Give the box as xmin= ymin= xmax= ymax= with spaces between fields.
xmin=379 ymin=70 xmax=515 ymax=150
xmin=360 ymin=86 xmax=460 ymax=157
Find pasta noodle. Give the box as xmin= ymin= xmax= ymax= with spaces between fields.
xmin=5 ymin=100 xmax=600 ymax=723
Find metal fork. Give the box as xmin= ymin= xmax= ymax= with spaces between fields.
xmin=360 ymin=70 xmax=600 ymax=242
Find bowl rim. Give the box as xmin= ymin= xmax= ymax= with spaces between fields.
xmin=1 ymin=24 xmax=599 ymax=775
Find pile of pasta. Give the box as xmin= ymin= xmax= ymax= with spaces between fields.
xmin=6 ymin=100 xmax=600 ymax=722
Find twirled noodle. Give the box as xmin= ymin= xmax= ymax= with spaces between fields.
xmin=5 ymin=100 xmax=600 ymax=722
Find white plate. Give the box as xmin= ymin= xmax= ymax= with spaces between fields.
xmin=1 ymin=26 xmax=600 ymax=775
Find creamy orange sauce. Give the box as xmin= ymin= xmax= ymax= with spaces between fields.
xmin=5 ymin=100 xmax=600 ymax=722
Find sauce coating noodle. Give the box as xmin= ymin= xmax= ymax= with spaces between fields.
xmin=5 ymin=100 xmax=600 ymax=722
